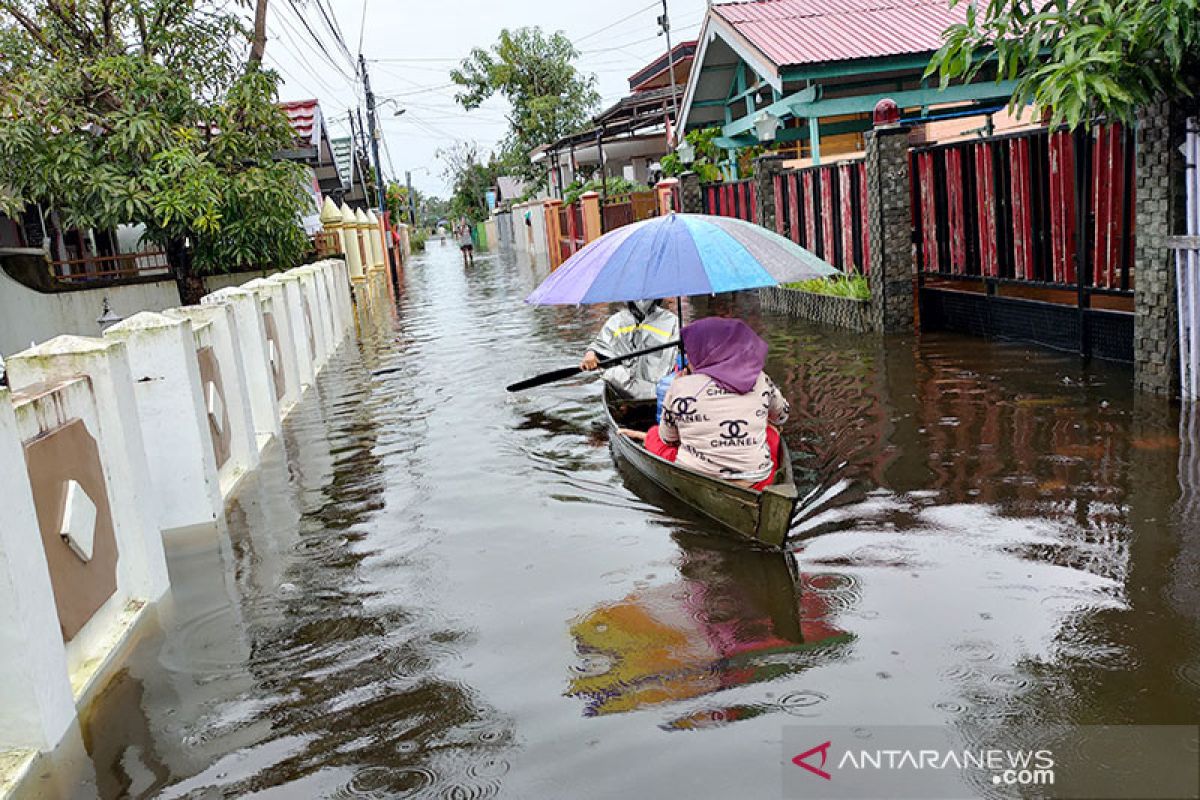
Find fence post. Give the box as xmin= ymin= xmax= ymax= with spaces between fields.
xmin=101 ymin=312 xmax=224 ymax=529
xmin=580 ymin=191 xmax=602 ymax=242
xmin=6 ymin=337 xmax=170 ymax=601
xmin=0 ymin=388 xmax=76 ymax=753
xmin=754 ymin=154 xmax=786 ymax=231
xmin=339 ymin=203 xmax=365 ymax=283
xmin=544 ymin=198 xmax=563 ymax=269
xmin=865 ymin=103 xmax=915 ymax=334
xmin=679 ymin=172 xmax=704 ymax=214
xmin=320 ymin=197 xmax=344 ymax=257
xmin=1134 ymin=97 xmax=1188 ymax=396
xmin=656 ymin=178 xmax=679 ymax=215
xmin=201 ymin=287 xmax=283 ymax=446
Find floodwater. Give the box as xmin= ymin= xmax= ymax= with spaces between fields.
xmin=35 ymin=240 xmax=1200 ymax=798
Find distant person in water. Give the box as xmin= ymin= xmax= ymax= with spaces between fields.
xmin=580 ymin=300 xmax=680 ymax=400
xmin=623 ymin=317 xmax=789 ymax=490
xmin=457 ymin=220 xmax=474 ymax=265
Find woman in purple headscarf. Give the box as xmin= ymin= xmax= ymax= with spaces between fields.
xmin=623 ymin=317 xmax=790 ymax=490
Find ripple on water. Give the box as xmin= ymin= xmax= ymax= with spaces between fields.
xmin=775 ymin=689 xmax=829 ymax=717
xmin=438 ymin=781 xmax=502 ymax=800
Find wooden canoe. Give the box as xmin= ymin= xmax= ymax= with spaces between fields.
xmin=603 ymin=385 xmax=800 ymax=549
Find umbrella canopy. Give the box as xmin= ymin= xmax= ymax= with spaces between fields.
xmin=526 ymin=212 xmax=839 ymax=305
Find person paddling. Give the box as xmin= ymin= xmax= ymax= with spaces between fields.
xmin=580 ymin=300 xmax=680 ymax=400
xmin=623 ymin=317 xmax=789 ymax=490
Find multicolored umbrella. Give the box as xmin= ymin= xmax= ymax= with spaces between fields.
xmin=526 ymin=212 xmax=839 ymax=305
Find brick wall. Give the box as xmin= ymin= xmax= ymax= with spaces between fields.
xmin=758 ymin=286 xmax=873 ymax=332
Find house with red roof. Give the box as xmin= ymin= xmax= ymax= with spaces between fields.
xmin=278 ymin=99 xmax=373 ymax=211
xmin=678 ymin=0 xmax=1021 ymax=172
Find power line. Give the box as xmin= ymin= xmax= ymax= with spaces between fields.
xmin=356 ymin=0 xmax=369 ymax=61
xmin=310 ymin=0 xmax=354 ymax=64
xmin=266 ymin=28 xmax=347 ymax=98
xmin=572 ymin=0 xmax=660 ymax=45
xmin=270 ymin=12 xmax=355 ymax=86
xmin=280 ymin=0 xmax=357 ymax=78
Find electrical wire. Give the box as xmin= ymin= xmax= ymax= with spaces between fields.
xmin=280 ymin=0 xmax=357 ymax=78
xmin=572 ymin=0 xmax=660 ymax=44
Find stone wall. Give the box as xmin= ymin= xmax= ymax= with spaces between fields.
xmin=758 ymin=286 xmax=874 ymax=332
xmin=679 ymin=172 xmax=703 ymax=214
xmin=865 ymin=126 xmax=916 ymax=334
xmin=1133 ymin=97 xmax=1188 ymax=396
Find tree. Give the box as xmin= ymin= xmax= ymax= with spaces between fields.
xmin=451 ymin=26 xmax=599 ymax=183
xmin=438 ymin=141 xmax=502 ymax=224
xmin=927 ymin=0 xmax=1200 ymax=128
xmin=0 ymin=0 xmax=312 ymax=304
xmin=660 ymin=128 xmax=724 ymax=183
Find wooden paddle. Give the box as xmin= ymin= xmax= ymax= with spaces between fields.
xmin=504 ymin=340 xmax=682 ymax=392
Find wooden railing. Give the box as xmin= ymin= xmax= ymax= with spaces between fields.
xmin=51 ymin=251 xmax=171 ymax=283
xmin=313 ymin=230 xmax=341 ymax=258
xmin=601 ymin=190 xmax=659 ymax=233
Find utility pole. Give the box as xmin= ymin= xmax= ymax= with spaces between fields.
xmin=658 ymin=0 xmax=682 ymax=149
xmin=405 ymin=170 xmax=416 ymax=227
xmin=359 ymin=54 xmax=387 ymax=214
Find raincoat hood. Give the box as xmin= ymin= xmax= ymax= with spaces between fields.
xmin=626 ymin=300 xmax=658 ymax=322
xmin=681 ymin=317 xmax=767 ymax=394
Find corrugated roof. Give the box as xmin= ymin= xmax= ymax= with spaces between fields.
xmin=712 ymin=0 xmax=966 ymax=68
xmin=280 ymin=98 xmax=320 ymax=147
xmin=331 ymin=136 xmax=355 ymax=186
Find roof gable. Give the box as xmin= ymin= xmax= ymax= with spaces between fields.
xmin=712 ymin=0 xmax=967 ymax=69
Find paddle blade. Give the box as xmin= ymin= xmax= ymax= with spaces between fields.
xmin=506 ymin=365 xmax=584 ymax=392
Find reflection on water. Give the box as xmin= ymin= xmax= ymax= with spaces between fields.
xmin=566 ymin=545 xmax=852 ymax=723
xmin=40 ymin=243 xmax=1200 ymax=799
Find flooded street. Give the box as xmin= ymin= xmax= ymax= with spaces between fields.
xmin=65 ymin=241 xmax=1200 ymax=799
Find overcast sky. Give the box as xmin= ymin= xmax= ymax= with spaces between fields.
xmin=262 ymin=0 xmax=711 ymax=197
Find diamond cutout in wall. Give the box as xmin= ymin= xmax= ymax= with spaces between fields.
xmin=60 ymin=479 xmax=98 ymax=562
xmin=207 ymin=381 xmax=225 ymax=436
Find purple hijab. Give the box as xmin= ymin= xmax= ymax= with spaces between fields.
xmin=680 ymin=317 xmax=767 ymax=394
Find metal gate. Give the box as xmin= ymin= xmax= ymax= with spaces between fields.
xmin=1175 ymin=117 xmax=1200 ymax=400
xmin=912 ymin=124 xmax=1137 ymax=362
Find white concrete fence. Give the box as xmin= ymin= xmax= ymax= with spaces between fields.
xmin=0 ymin=258 xmax=359 ymax=787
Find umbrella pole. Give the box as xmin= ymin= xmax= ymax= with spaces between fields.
xmin=676 ymin=295 xmax=686 ymax=367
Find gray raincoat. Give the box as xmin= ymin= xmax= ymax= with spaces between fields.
xmin=588 ymin=301 xmax=680 ymax=400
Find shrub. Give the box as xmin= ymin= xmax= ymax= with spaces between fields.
xmin=410 ymin=228 xmax=428 ymax=253
xmin=784 ymin=275 xmax=870 ymax=300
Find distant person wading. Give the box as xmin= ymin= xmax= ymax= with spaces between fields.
xmin=457 ymin=220 xmax=475 ymax=266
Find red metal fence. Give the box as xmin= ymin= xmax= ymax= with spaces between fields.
xmin=773 ymin=158 xmax=870 ymax=274
xmin=701 ymin=179 xmax=757 ymax=223
xmin=911 ymin=123 xmax=1135 ymax=292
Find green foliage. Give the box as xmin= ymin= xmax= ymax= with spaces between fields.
xmin=785 ymin=275 xmax=871 ymax=301
xmin=438 ymin=141 xmax=503 ymax=224
xmin=451 ymin=27 xmax=599 ymax=183
xmin=926 ymin=0 xmax=1200 ymax=129
xmin=409 ymin=228 xmax=427 ymax=252
xmin=660 ymin=127 xmax=725 ymax=183
xmin=0 ymin=0 xmax=311 ymax=286
xmin=563 ymin=176 xmax=649 ymax=205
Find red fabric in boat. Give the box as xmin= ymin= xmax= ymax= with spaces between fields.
xmin=643 ymin=425 xmax=781 ymax=491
